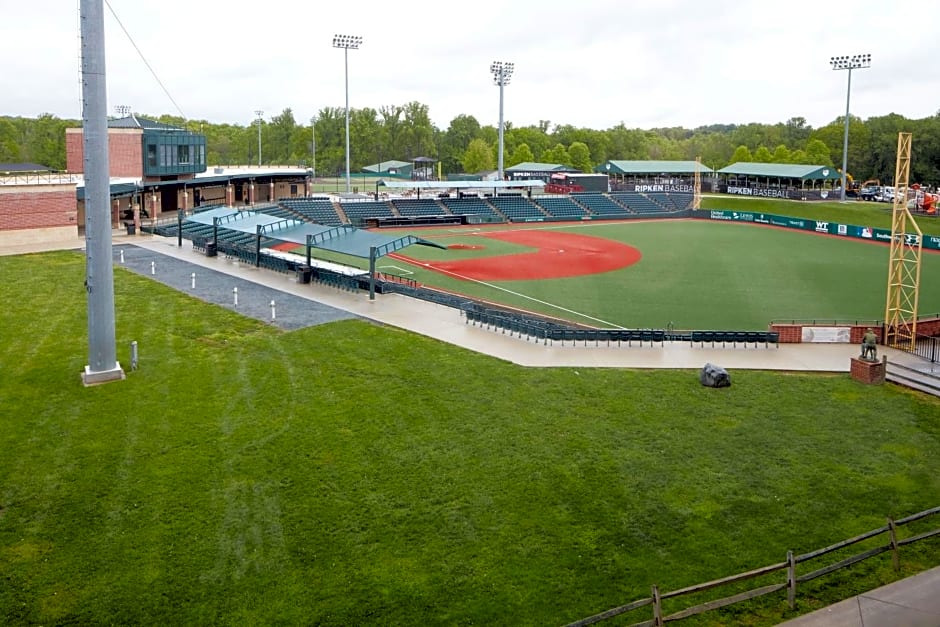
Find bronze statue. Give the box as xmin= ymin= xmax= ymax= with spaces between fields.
xmin=861 ymin=328 xmax=878 ymax=361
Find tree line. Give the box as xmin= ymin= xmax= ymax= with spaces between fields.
xmin=2 ymin=106 xmax=938 ymax=184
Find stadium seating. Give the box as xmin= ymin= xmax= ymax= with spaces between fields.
xmin=532 ymin=195 xmax=589 ymax=220
xmin=391 ymin=198 xmax=448 ymax=217
xmin=668 ymin=192 xmax=694 ymax=211
xmin=488 ymin=195 xmax=545 ymax=221
xmin=572 ymin=193 xmax=631 ymax=217
xmin=279 ymin=198 xmax=343 ymax=225
xmin=690 ymin=331 xmax=779 ymax=348
xmin=340 ymin=200 xmax=394 ymax=222
xmin=439 ymin=196 xmax=503 ymax=220
xmin=256 ymin=205 xmax=297 ymax=220
xmin=609 ymin=192 xmax=668 ymax=213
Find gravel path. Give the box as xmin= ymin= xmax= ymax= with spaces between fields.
xmin=113 ymin=245 xmax=359 ymax=330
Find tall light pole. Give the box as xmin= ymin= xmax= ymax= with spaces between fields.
xmin=310 ymin=115 xmax=317 ymax=179
xmin=490 ymin=61 xmax=514 ymax=181
xmin=333 ymin=34 xmax=362 ymax=194
xmin=254 ymin=110 xmax=263 ymax=167
xmin=830 ymin=53 xmax=871 ymax=202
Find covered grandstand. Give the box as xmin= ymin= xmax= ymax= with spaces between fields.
xmin=594 ymin=160 xmax=713 ymax=190
xmin=181 ymin=207 xmax=446 ymax=298
xmin=716 ymin=163 xmax=842 ymax=200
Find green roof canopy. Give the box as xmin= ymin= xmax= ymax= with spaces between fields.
xmin=185 ymin=209 xmax=445 ymax=259
xmin=595 ymin=160 xmax=714 ymax=175
xmin=717 ymin=162 xmax=840 ymax=180
xmin=505 ymin=162 xmax=574 ymax=172
xmin=362 ymin=160 xmax=411 ymax=174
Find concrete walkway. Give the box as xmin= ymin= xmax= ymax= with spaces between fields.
xmin=778 ymin=566 xmax=940 ymax=626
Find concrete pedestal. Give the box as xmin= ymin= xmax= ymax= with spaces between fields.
xmin=850 ymin=357 xmax=885 ymax=384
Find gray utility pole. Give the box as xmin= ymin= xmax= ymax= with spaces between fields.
xmin=310 ymin=116 xmax=317 ymax=179
xmin=255 ymin=110 xmax=264 ymax=167
xmin=490 ymin=61 xmax=514 ymax=181
xmin=333 ymin=34 xmax=362 ymax=194
xmin=80 ymin=0 xmax=124 ymax=385
xmin=830 ymin=54 xmax=871 ymax=202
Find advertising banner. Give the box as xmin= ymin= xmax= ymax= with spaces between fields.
xmin=698 ymin=210 xmax=940 ymax=251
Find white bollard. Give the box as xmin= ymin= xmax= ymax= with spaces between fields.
xmin=191 ymin=272 xmax=196 ymax=289
xmin=233 ymin=287 xmax=238 ymax=306
xmin=130 ymin=340 xmax=138 ymax=371
xmin=150 ymin=261 xmax=155 ymax=275
xmin=270 ymin=299 xmax=276 ymax=321
xmin=119 ymin=249 xmax=124 ymax=264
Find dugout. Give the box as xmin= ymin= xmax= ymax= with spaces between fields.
xmin=184 ymin=207 xmax=446 ymax=299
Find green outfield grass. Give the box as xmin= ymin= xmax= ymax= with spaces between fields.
xmin=1 ymin=251 xmax=938 ymax=626
xmin=390 ymin=220 xmax=940 ymax=330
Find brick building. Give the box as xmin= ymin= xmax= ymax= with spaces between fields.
xmin=1 ymin=115 xmax=310 ymax=245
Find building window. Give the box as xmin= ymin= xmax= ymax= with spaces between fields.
xmin=198 ymin=144 xmax=205 ymax=165
xmin=290 ymin=184 xmax=297 ymax=195
xmin=147 ymin=144 xmax=157 ymax=167
xmin=178 ymin=145 xmax=191 ymax=165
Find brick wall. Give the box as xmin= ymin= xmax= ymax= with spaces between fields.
xmin=0 ymin=186 xmax=77 ymax=230
xmin=64 ymin=128 xmax=143 ymax=177
xmin=850 ymin=357 xmax=885 ymax=384
xmin=769 ymin=324 xmax=803 ymax=343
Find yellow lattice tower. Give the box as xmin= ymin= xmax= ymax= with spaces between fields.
xmin=883 ymin=132 xmax=923 ymax=350
xmin=693 ymin=157 xmax=702 ymax=210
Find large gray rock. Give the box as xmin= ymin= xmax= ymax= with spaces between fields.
xmin=700 ymin=363 xmax=731 ymax=388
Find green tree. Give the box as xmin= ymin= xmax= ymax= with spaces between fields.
xmin=507 ymin=143 xmax=534 ymax=168
xmin=568 ymin=141 xmax=592 ymax=172
xmin=804 ymin=139 xmax=833 ymax=166
xmin=441 ymin=114 xmax=481 ymax=174
xmin=753 ymin=146 xmax=773 ymax=163
xmin=541 ymin=143 xmax=571 ymax=166
xmin=788 ymin=149 xmax=809 ymax=164
xmin=771 ymin=144 xmax=791 ymax=163
xmin=730 ymin=145 xmax=753 ymax=163
xmin=462 ymin=138 xmax=494 ymax=173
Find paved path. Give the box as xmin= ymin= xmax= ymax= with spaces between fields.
xmin=777 ymin=566 xmax=940 ymax=626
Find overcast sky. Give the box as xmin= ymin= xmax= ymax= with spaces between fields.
xmin=2 ymin=0 xmax=938 ymax=131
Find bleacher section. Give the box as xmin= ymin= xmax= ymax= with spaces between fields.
xmin=279 ymin=198 xmax=343 ymax=225
xmin=488 ymin=195 xmax=545 ymax=221
xmin=391 ymin=198 xmax=448 ymax=217
xmin=439 ymin=196 xmax=503 ymax=220
xmin=610 ymin=192 xmax=669 ymax=213
xmin=255 ymin=204 xmax=297 ymax=220
xmin=340 ymin=200 xmax=394 ymax=222
xmin=667 ymin=192 xmax=694 ymax=211
xmin=533 ymin=195 xmax=588 ymax=220
xmin=572 ymin=193 xmax=632 ymax=217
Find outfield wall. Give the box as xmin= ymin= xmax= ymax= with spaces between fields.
xmin=697 ymin=209 xmax=940 ymax=251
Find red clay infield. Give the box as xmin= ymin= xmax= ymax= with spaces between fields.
xmin=405 ymin=230 xmax=642 ymax=281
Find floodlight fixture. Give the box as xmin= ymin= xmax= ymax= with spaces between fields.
xmin=829 ymin=54 xmax=871 ymax=70
xmin=829 ymin=53 xmax=871 ymax=202
xmin=490 ymin=61 xmax=514 ymax=86
xmin=332 ymin=34 xmax=363 ymax=49
xmin=490 ymin=61 xmax=515 ymax=180
xmin=333 ymin=34 xmax=363 ymax=193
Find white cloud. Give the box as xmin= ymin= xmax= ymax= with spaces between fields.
xmin=2 ymin=0 xmax=938 ymax=130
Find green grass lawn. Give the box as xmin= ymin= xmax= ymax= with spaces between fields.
xmin=1 ymin=251 xmax=939 ymax=626
xmin=393 ymin=220 xmax=940 ymax=330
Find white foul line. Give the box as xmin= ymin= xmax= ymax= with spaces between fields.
xmin=421 ymin=262 xmax=626 ymax=329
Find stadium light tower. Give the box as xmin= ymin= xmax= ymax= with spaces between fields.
xmin=333 ymin=34 xmax=363 ymax=194
xmin=254 ymin=110 xmax=264 ymax=167
xmin=490 ymin=61 xmax=514 ymax=181
xmin=830 ymin=53 xmax=871 ymax=202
